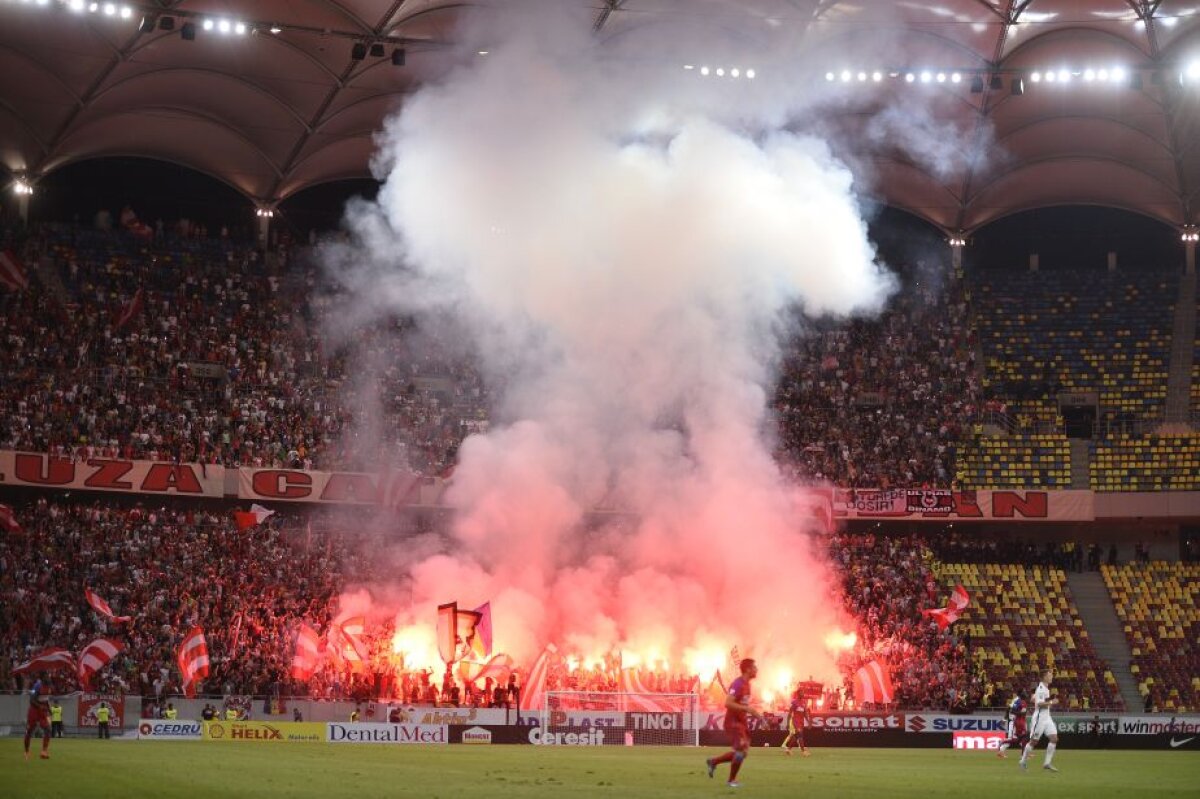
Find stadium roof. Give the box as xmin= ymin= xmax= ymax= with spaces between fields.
xmin=1 ymin=1 xmax=1199 ymax=232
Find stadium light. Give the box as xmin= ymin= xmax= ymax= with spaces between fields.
xmin=12 ymin=179 xmax=33 ymax=196
xmin=1183 ymin=227 xmax=1200 ymax=243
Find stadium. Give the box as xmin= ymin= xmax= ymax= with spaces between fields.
xmin=0 ymin=0 xmax=1199 ymax=797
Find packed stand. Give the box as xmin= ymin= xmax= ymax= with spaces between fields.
xmin=1102 ymin=562 xmax=1199 ymax=712
xmin=828 ymin=533 xmax=987 ymax=710
xmin=775 ymin=265 xmax=980 ymax=489
xmin=0 ymin=224 xmax=489 ymax=475
xmin=0 ymin=497 xmax=355 ymax=697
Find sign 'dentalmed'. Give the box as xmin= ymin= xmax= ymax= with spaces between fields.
xmin=326 ymin=723 xmax=447 ymax=744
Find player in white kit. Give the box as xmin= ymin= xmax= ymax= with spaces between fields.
xmin=1020 ymin=669 xmax=1060 ymax=772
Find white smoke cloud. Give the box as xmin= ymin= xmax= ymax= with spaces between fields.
xmin=324 ymin=1 xmax=904 ymax=683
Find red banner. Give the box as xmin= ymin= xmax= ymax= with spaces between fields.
xmin=0 ymin=451 xmax=223 ymax=498
xmin=237 ymin=467 xmax=444 ymax=506
xmin=78 ymin=694 xmax=125 ymax=727
xmin=831 ymin=489 xmax=1094 ymax=521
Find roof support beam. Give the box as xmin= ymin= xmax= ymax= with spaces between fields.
xmin=268 ymin=0 xmax=410 ymax=202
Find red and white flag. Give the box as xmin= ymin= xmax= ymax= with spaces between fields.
xmin=470 ymin=602 xmax=493 ymax=659
xmin=291 ymin=623 xmax=322 ymax=681
xmin=14 ymin=647 xmax=76 ymax=675
xmin=518 ymin=643 xmax=557 ymax=711
xmin=0 ymin=503 xmax=21 ymax=533
xmin=120 ymin=206 xmax=153 ymax=239
xmin=330 ymin=616 xmax=368 ymax=673
xmin=620 ymin=668 xmax=678 ymax=712
xmin=852 ymin=660 xmax=894 ymax=705
xmin=0 ymin=249 xmax=29 ymax=291
xmin=78 ymin=638 xmax=125 ymax=688
xmin=920 ymin=584 xmax=971 ymax=631
xmin=458 ymin=653 xmax=514 ymax=685
xmin=85 ymin=588 xmax=133 ymax=623
xmin=177 ymin=627 xmax=210 ymax=698
xmin=233 ymin=503 xmax=275 ymax=531
xmin=114 ymin=288 xmax=144 ymax=330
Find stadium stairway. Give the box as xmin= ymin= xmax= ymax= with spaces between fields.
xmin=1164 ymin=269 xmax=1196 ymax=425
xmin=1069 ymin=439 xmax=1091 ymax=489
xmin=1066 ymin=571 xmax=1142 ymax=710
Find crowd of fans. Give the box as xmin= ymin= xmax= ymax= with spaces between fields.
xmin=1 ymin=497 xmax=1024 ymax=712
xmin=0 ymin=498 xmax=356 ymax=697
xmin=0 ymin=223 xmax=988 ymax=490
xmin=774 ymin=266 xmax=981 ymax=488
xmin=829 ymin=532 xmax=988 ymax=711
xmin=0 ymin=221 xmax=1188 ymax=716
xmin=0 ymin=224 xmax=487 ymax=475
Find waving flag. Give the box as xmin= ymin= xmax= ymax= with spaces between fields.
xmin=290 ymin=623 xmax=322 ymax=681
xmin=620 ymin=668 xmax=677 ymax=712
xmin=470 ymin=602 xmax=493 ymax=659
xmin=177 ymin=627 xmax=210 ymax=698
xmin=518 ymin=644 xmax=557 ymax=712
xmin=458 ymin=653 xmax=514 ymax=685
xmin=920 ymin=584 xmax=972 ymax=631
xmin=233 ymin=504 xmax=275 ymax=531
xmin=114 ymin=288 xmax=144 ymax=331
xmin=78 ymin=638 xmax=125 ymax=688
xmin=330 ymin=617 xmax=368 ymax=673
xmin=456 ymin=607 xmax=482 ymax=659
xmin=0 ymin=503 xmax=21 ymax=533
xmin=85 ymin=588 xmax=133 ymax=623
xmin=14 ymin=647 xmax=76 ymax=675
xmin=437 ymin=602 xmax=459 ymax=664
xmin=0 ymin=249 xmax=29 ymax=291
xmin=702 ymin=671 xmax=727 ymax=709
xmin=852 ymin=660 xmax=894 ymax=705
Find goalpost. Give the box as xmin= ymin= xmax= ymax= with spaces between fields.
xmin=542 ymin=691 xmax=700 ymax=746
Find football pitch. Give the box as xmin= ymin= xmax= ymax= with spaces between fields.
xmin=2 ymin=741 xmax=1198 ymax=799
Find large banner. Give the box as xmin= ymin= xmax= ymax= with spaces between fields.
xmin=0 ymin=451 xmax=223 ymax=498
xmin=237 ymin=467 xmax=443 ymax=506
xmin=831 ymin=489 xmax=1094 ymax=522
xmin=78 ymin=694 xmax=124 ymax=727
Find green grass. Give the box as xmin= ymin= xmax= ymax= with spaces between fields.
xmin=3 ymin=740 xmax=1198 ymax=798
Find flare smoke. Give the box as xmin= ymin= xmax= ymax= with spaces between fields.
xmin=325 ymin=2 xmax=902 ymax=683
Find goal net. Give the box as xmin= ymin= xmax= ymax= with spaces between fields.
xmin=542 ymin=691 xmax=699 ymax=746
